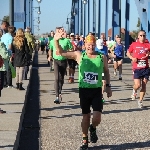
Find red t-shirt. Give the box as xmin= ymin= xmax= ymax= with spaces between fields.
xmin=145 ymin=39 xmax=149 ymax=43
xmin=103 ymin=40 xmax=107 ymax=46
xmin=136 ymin=39 xmax=149 ymax=43
xmin=128 ymin=41 xmax=150 ymax=69
xmin=71 ymin=41 xmax=78 ymax=50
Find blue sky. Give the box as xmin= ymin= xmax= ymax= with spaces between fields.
xmin=0 ymin=0 xmax=139 ymax=35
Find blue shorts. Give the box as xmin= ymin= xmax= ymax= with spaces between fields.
xmin=134 ymin=68 xmax=150 ymax=80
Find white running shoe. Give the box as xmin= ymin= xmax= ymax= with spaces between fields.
xmin=137 ymin=100 xmax=143 ymax=108
xmin=114 ymin=71 xmax=117 ymax=76
xmin=131 ymin=93 xmax=137 ymax=100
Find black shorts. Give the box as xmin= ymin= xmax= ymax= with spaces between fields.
xmin=41 ymin=45 xmax=45 ymax=51
xmin=79 ymin=88 xmax=103 ymax=114
xmin=134 ymin=68 xmax=150 ymax=80
xmin=68 ymin=59 xmax=76 ymax=70
xmin=114 ymin=57 xmax=122 ymax=62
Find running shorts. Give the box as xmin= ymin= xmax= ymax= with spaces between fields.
xmin=133 ymin=68 xmax=150 ymax=80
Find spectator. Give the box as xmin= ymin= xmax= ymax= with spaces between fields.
xmin=12 ymin=28 xmax=30 ymax=90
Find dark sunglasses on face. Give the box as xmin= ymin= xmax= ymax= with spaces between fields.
xmin=140 ymin=35 xmax=146 ymax=37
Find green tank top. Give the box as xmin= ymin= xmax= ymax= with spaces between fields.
xmin=79 ymin=52 xmax=104 ymax=88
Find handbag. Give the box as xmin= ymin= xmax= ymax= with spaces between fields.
xmin=9 ymin=62 xmax=16 ymax=78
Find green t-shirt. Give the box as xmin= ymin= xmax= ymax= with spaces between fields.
xmin=48 ymin=37 xmax=53 ymax=42
xmin=50 ymin=38 xmax=73 ymax=60
xmin=39 ymin=37 xmax=45 ymax=45
xmin=48 ymin=37 xmax=53 ymax=49
xmin=108 ymin=41 xmax=116 ymax=49
xmin=79 ymin=52 xmax=104 ymax=88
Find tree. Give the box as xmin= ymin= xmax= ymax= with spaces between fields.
xmin=2 ymin=16 xmax=9 ymax=23
xmin=131 ymin=18 xmax=141 ymax=39
xmin=136 ymin=17 xmax=141 ymax=29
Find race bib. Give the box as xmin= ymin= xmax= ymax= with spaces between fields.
xmin=83 ymin=72 xmax=98 ymax=84
xmin=137 ymin=60 xmax=146 ymax=67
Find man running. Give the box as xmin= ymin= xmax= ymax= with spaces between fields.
xmin=48 ymin=30 xmax=55 ymax=71
xmin=68 ymin=33 xmax=77 ymax=83
xmin=48 ymin=27 xmax=72 ymax=104
xmin=127 ymin=30 xmax=150 ymax=108
xmin=54 ymin=28 xmax=112 ymax=150
xmin=95 ymin=44 xmax=108 ymax=102
xmin=111 ymin=36 xmax=124 ymax=80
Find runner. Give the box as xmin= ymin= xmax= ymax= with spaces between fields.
xmin=111 ymin=36 xmax=124 ymax=80
xmin=39 ymin=35 xmax=45 ymax=54
xmin=48 ymin=30 xmax=55 ymax=71
xmin=127 ymin=30 xmax=150 ymax=108
xmin=68 ymin=33 xmax=77 ymax=83
xmin=48 ymin=27 xmax=72 ymax=104
xmin=95 ymin=44 xmax=108 ymax=102
xmin=54 ymin=29 xmax=112 ymax=150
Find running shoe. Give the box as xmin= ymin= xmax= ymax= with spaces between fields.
xmin=89 ymin=124 xmax=98 ymax=143
xmin=119 ymin=77 xmax=122 ymax=80
xmin=114 ymin=71 xmax=117 ymax=76
xmin=80 ymin=137 xmax=88 ymax=150
xmin=138 ymin=100 xmax=143 ymax=108
xmin=54 ymin=97 xmax=61 ymax=104
xmin=131 ymin=93 xmax=137 ymax=100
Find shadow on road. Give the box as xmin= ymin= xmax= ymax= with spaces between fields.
xmin=18 ymin=51 xmax=41 ymax=150
xmin=89 ymin=140 xmax=150 ymax=150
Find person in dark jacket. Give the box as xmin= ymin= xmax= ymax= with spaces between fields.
xmin=12 ymin=28 xmax=30 ymax=90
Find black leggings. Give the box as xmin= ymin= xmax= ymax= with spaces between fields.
xmin=54 ymin=59 xmax=67 ymax=97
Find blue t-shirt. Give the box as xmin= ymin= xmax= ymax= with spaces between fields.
xmin=95 ymin=45 xmax=108 ymax=55
xmin=1 ymin=33 xmax=13 ymax=50
xmin=114 ymin=44 xmax=123 ymax=58
xmin=78 ymin=40 xmax=84 ymax=47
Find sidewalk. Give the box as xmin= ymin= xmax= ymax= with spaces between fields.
xmin=38 ymin=53 xmax=150 ymax=150
xmin=0 ymin=64 xmax=32 ymax=149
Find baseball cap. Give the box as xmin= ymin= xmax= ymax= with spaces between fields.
xmin=70 ymin=33 xmax=74 ymax=36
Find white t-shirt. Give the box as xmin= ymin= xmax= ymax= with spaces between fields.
xmin=96 ymin=39 xmax=103 ymax=50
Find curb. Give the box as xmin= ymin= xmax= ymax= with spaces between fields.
xmin=13 ymin=51 xmax=36 ymax=150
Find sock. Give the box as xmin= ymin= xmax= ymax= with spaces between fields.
xmin=132 ymin=89 xmax=137 ymax=94
xmin=82 ymin=137 xmax=88 ymax=144
xmin=90 ymin=124 xmax=96 ymax=131
xmin=132 ymin=89 xmax=136 ymax=94
xmin=119 ymin=74 xmax=122 ymax=78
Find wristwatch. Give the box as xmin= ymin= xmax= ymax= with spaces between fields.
xmin=106 ymin=84 xmax=111 ymax=87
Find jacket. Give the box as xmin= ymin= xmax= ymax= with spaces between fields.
xmin=0 ymin=41 xmax=9 ymax=71
xmin=13 ymin=38 xmax=30 ymax=67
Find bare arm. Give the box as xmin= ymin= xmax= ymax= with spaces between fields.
xmin=109 ymin=44 xmax=116 ymax=54
xmin=126 ymin=50 xmax=134 ymax=60
xmin=103 ymin=55 xmax=110 ymax=84
xmin=54 ymin=39 xmax=81 ymax=64
xmin=48 ymin=49 xmax=52 ymax=57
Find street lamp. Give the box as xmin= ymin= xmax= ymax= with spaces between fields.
xmin=32 ymin=7 xmax=41 ymax=14
xmin=36 ymin=0 xmax=42 ymax=3
xmin=82 ymin=0 xmax=87 ymax=4
xmin=66 ymin=18 xmax=71 ymax=33
xmin=73 ymin=1 xmax=87 ymax=36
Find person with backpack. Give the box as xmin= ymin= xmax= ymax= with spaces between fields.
xmin=24 ymin=27 xmax=35 ymax=80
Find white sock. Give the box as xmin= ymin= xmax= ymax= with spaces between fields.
xmin=119 ymin=74 xmax=122 ymax=78
xmin=132 ymin=89 xmax=137 ymax=94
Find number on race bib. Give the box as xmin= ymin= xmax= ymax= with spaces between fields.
xmin=83 ymin=72 xmax=98 ymax=84
xmin=137 ymin=60 xmax=146 ymax=67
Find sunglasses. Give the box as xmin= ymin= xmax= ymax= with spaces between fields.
xmin=140 ymin=35 xmax=146 ymax=37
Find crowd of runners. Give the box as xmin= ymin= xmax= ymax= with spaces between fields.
xmin=0 ymin=20 xmax=150 ymax=149
xmin=36 ymin=27 xmax=150 ymax=150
